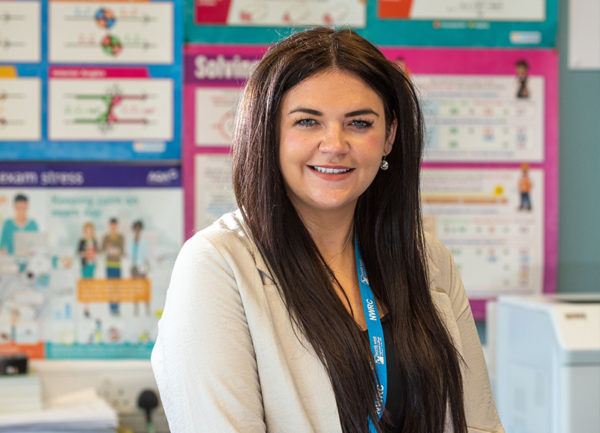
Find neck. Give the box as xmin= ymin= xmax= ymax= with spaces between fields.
xmin=296 ymin=206 xmax=355 ymax=265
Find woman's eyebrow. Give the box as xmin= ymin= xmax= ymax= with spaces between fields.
xmin=288 ymin=108 xmax=322 ymax=115
xmin=287 ymin=108 xmax=379 ymax=117
xmin=345 ymin=109 xmax=379 ymax=117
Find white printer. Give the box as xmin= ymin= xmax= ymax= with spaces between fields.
xmin=495 ymin=294 xmax=600 ymax=433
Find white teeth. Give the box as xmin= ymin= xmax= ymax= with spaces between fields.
xmin=312 ymin=166 xmax=351 ymax=174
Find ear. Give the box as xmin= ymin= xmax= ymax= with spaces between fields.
xmin=384 ymin=119 xmax=397 ymax=156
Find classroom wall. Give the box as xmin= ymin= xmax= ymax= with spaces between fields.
xmin=556 ymin=0 xmax=600 ymax=294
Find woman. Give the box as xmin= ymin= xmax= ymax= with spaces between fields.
xmin=152 ymin=28 xmax=503 ymax=433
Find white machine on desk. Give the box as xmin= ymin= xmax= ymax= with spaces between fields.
xmin=494 ymin=294 xmax=600 ymax=433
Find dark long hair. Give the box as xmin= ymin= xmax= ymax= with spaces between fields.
xmin=232 ymin=28 xmax=467 ymax=433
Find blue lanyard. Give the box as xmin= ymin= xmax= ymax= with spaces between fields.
xmin=355 ymin=236 xmax=387 ymax=432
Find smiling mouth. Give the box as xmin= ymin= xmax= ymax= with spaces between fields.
xmin=309 ymin=166 xmax=354 ymax=174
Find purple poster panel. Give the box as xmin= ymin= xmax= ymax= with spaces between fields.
xmin=0 ymin=164 xmax=183 ymax=359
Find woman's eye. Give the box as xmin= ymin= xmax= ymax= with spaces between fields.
xmin=295 ymin=118 xmax=317 ymax=127
xmin=350 ymin=119 xmax=373 ymax=129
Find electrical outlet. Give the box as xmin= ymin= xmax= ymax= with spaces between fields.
xmin=30 ymin=360 xmax=169 ymax=433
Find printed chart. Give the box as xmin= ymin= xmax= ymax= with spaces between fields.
xmin=193 ymin=154 xmax=236 ymax=231
xmin=421 ymin=168 xmax=544 ymax=298
xmin=380 ymin=47 xmax=556 ymax=164
xmin=49 ymin=69 xmax=173 ymax=141
xmin=49 ymin=1 xmax=174 ymax=64
xmin=0 ymin=1 xmax=41 ymax=63
xmin=194 ymin=87 xmax=239 ymax=147
xmin=416 ymin=74 xmax=545 ymax=162
xmin=0 ymin=164 xmax=183 ymax=359
xmin=379 ymin=0 xmax=546 ymax=21
xmin=0 ymin=76 xmax=41 ymax=140
xmin=195 ymin=0 xmax=366 ymax=27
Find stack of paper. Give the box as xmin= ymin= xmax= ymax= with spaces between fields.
xmin=0 ymin=374 xmax=43 ymax=414
xmin=0 ymin=388 xmax=118 ymax=432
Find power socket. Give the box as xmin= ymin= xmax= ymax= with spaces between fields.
xmin=30 ymin=360 xmax=169 ymax=433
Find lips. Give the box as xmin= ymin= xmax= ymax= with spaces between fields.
xmin=309 ymin=165 xmax=354 ymax=174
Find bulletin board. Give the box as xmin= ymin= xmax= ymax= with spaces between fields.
xmin=185 ymin=0 xmax=558 ymax=47
xmin=184 ymin=44 xmax=558 ymax=318
xmin=0 ymin=164 xmax=183 ymax=359
xmin=0 ymin=0 xmax=183 ymax=161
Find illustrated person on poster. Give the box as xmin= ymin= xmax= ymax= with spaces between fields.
xmin=518 ymin=164 xmax=533 ymax=211
xmin=0 ymin=193 xmax=38 ymax=256
xmin=78 ymin=221 xmax=99 ymax=279
xmin=78 ymin=221 xmax=99 ymax=318
xmin=515 ymin=59 xmax=530 ymax=99
xmin=128 ymin=220 xmax=150 ymax=316
xmin=102 ymin=217 xmax=124 ymax=316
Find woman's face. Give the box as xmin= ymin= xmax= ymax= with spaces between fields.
xmin=278 ymin=69 xmax=395 ymax=220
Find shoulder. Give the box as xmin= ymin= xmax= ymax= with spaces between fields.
xmin=182 ymin=210 xmax=251 ymax=255
xmin=175 ymin=210 xmax=261 ymax=279
xmin=2 ymin=219 xmax=15 ymax=229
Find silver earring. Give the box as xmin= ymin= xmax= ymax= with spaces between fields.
xmin=380 ymin=157 xmax=389 ymax=171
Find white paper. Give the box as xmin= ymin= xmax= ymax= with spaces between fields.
xmin=0 ymin=78 xmax=41 ymax=140
xmin=568 ymin=0 xmax=600 ymax=70
xmin=49 ymin=2 xmax=174 ymax=64
xmin=194 ymin=154 xmax=236 ymax=231
xmin=421 ymin=168 xmax=544 ymax=297
xmin=223 ymin=0 xmax=365 ymax=27
xmin=0 ymin=388 xmax=117 ymax=431
xmin=416 ymin=74 xmax=545 ymax=162
xmin=49 ymin=78 xmax=173 ymax=141
xmin=407 ymin=0 xmax=545 ymax=21
xmin=194 ymin=87 xmax=240 ymax=147
xmin=0 ymin=1 xmax=41 ymax=62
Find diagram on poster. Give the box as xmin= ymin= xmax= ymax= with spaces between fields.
xmin=49 ymin=1 xmax=174 ymax=64
xmin=196 ymin=0 xmax=366 ymax=27
xmin=194 ymin=88 xmax=240 ymax=147
xmin=0 ymin=76 xmax=41 ymax=140
xmin=194 ymin=154 xmax=236 ymax=231
xmin=0 ymin=1 xmax=40 ymax=63
xmin=0 ymin=164 xmax=182 ymax=359
xmin=416 ymin=74 xmax=545 ymax=162
xmin=381 ymin=47 xmax=556 ymax=163
xmin=421 ymin=167 xmax=544 ymax=298
xmin=379 ymin=0 xmax=545 ymax=21
xmin=49 ymin=70 xmax=173 ymax=141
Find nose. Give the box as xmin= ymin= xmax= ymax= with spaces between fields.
xmin=319 ymin=123 xmax=349 ymax=154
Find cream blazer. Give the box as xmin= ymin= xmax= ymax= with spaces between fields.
xmin=152 ymin=211 xmax=504 ymax=433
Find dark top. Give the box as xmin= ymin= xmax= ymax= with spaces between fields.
xmin=362 ymin=314 xmax=404 ymax=432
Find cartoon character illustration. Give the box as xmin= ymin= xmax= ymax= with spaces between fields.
xmin=515 ymin=59 xmax=530 ymax=99
xmin=0 ymin=194 xmax=38 ymax=256
xmin=518 ymin=164 xmax=533 ymax=211
xmin=127 ymin=220 xmax=150 ymax=316
xmin=78 ymin=221 xmax=99 ymax=279
xmin=102 ymin=217 xmax=124 ymax=316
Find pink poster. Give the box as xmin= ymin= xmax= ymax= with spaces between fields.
xmin=184 ymin=44 xmax=558 ymax=317
xmin=380 ymin=47 xmax=558 ymax=316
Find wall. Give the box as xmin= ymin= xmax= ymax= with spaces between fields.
xmin=556 ymin=0 xmax=600 ymax=294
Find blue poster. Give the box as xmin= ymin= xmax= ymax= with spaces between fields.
xmin=0 ymin=0 xmax=183 ymax=160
